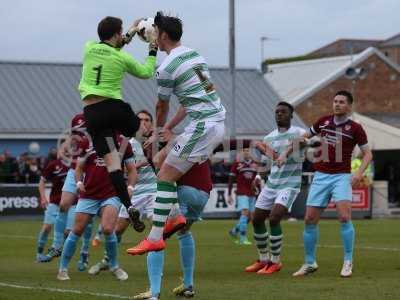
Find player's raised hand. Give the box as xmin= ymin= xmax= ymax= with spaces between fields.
xmin=148 ymin=41 xmax=158 ymax=53
xmin=254 ymin=140 xmax=264 ymax=151
xmin=159 ymin=127 xmax=173 ymax=143
xmin=227 ymin=195 xmax=234 ymax=205
xmin=276 ymin=153 xmax=287 ymax=168
xmin=127 ymin=185 xmax=134 ymax=198
xmin=123 ymin=18 xmax=144 ymax=45
xmin=351 ymin=171 xmax=363 ymax=187
xmin=143 ymin=133 xmax=157 ymax=149
xmin=128 ymin=18 xmax=144 ymax=34
xmin=148 ymin=25 xmax=158 ymax=44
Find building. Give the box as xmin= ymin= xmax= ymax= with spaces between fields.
xmin=379 ymin=33 xmax=400 ymax=65
xmin=264 ymin=33 xmax=400 ymax=68
xmin=307 ymin=38 xmax=382 ymax=58
xmin=265 ymin=47 xmax=400 ymax=126
xmin=305 ymin=33 xmax=400 ymax=65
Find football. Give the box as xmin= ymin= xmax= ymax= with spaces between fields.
xmin=137 ymin=17 xmax=156 ymax=43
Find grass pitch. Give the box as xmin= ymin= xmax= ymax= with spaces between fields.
xmin=0 ymin=218 xmax=399 ymax=300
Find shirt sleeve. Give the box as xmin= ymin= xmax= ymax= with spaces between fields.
xmin=41 ymin=162 xmax=54 ymax=181
xmin=310 ymin=117 xmax=324 ymax=135
xmin=355 ymin=124 xmax=368 ymax=148
xmin=83 ymin=41 xmax=96 ymax=55
xmin=77 ymin=138 xmax=90 ymax=162
xmin=156 ymin=68 xmax=174 ymax=102
xmin=229 ymin=162 xmax=238 ymax=177
xmin=122 ymin=52 xmax=156 ymax=79
xmin=263 ymin=132 xmax=274 ymax=148
xmin=123 ymin=142 xmax=135 ymax=163
xmin=298 ymin=127 xmax=307 ymax=136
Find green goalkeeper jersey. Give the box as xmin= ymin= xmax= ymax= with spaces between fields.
xmin=78 ymin=41 xmax=156 ymax=100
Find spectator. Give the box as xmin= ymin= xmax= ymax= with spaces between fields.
xmin=0 ymin=150 xmax=63 ymax=183
xmin=211 ymin=159 xmax=232 ymax=183
xmin=0 ymin=154 xmax=7 ymax=182
xmin=42 ymin=147 xmax=58 ymax=169
xmin=0 ymin=151 xmax=19 ymax=183
xmin=21 ymin=158 xmax=41 ymax=183
xmin=5 ymin=150 xmax=19 ymax=183
xmin=17 ymin=152 xmax=30 ymax=183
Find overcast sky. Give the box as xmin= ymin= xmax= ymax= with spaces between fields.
xmin=0 ymin=0 xmax=398 ymax=68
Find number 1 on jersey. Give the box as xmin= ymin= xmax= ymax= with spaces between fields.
xmin=93 ymin=64 xmax=102 ymax=85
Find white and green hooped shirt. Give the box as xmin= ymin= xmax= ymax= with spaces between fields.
xmin=263 ymin=126 xmax=306 ymax=191
xmin=129 ymin=138 xmax=157 ymax=197
xmin=156 ymin=45 xmax=226 ymax=123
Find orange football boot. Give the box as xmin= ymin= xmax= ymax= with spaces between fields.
xmin=163 ymin=214 xmax=187 ymax=240
xmin=245 ymin=260 xmax=270 ymax=273
xmin=257 ymin=262 xmax=282 ymax=275
xmin=126 ymin=238 xmax=166 ymax=256
xmin=91 ymin=238 xmax=101 ymax=248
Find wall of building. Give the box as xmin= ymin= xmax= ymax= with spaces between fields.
xmin=295 ymin=54 xmax=400 ymax=126
xmin=380 ymin=46 xmax=400 ymax=65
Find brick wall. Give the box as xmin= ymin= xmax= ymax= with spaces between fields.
xmin=380 ymin=46 xmax=400 ymax=65
xmin=295 ymin=54 xmax=400 ymax=126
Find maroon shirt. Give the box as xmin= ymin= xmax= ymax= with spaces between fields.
xmin=69 ymin=113 xmax=86 ymax=169
xmin=78 ymin=135 xmax=134 ymax=200
xmin=178 ymin=160 xmax=212 ymax=194
xmin=230 ymin=159 xmax=258 ymax=196
xmin=69 ymin=133 xmax=87 ymax=169
xmin=41 ymin=159 xmax=69 ymax=204
xmin=310 ymin=115 xmax=368 ymax=174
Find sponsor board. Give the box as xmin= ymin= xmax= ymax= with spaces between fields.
xmin=0 ymin=185 xmax=50 ymax=215
xmin=204 ymin=184 xmax=237 ymax=213
xmin=204 ymin=184 xmax=371 ymax=219
xmin=326 ymin=187 xmax=371 ymax=211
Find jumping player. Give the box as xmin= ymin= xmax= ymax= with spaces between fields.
xmin=79 ymin=16 xmax=157 ymax=220
xmin=128 ymin=11 xmax=225 ymax=256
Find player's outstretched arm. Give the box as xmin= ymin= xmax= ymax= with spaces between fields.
xmin=121 ymin=18 xmax=143 ymax=46
xmin=125 ymin=162 xmax=138 ymax=198
xmin=123 ymin=46 xmax=157 ymax=79
xmin=75 ymin=159 xmax=86 ymax=193
xmin=38 ymin=177 xmax=48 ymax=209
xmin=143 ymin=99 xmax=169 ymax=150
xmin=164 ymin=105 xmax=186 ymax=131
xmin=254 ymin=140 xmax=278 ymax=160
xmin=155 ymin=98 xmax=170 ymax=128
xmin=58 ymin=140 xmax=70 ymax=162
xmin=351 ymin=145 xmax=373 ymax=187
xmin=277 ymin=131 xmax=312 ymax=167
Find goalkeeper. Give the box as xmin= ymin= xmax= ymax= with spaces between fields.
xmin=78 ymin=16 xmax=157 ymax=217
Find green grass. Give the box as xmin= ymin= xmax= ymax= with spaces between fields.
xmin=0 ymin=219 xmax=399 ymax=300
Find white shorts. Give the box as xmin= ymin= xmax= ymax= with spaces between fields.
xmin=255 ymin=187 xmax=299 ymax=212
xmin=165 ymin=120 xmax=225 ymax=173
xmin=118 ymin=194 xmax=155 ymax=221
